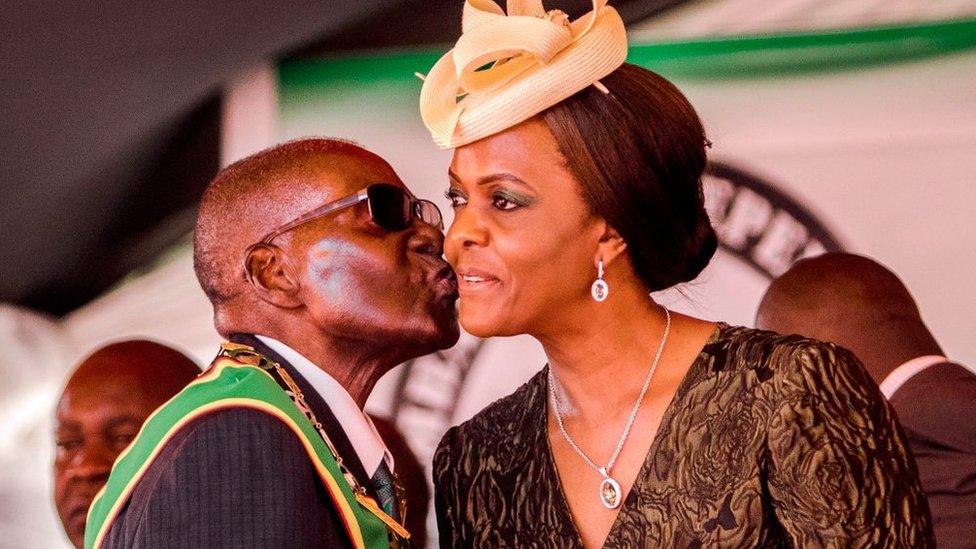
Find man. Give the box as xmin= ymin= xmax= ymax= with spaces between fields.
xmin=54 ymin=340 xmax=200 ymax=549
xmin=756 ymin=252 xmax=976 ymax=548
xmin=370 ymin=415 xmax=430 ymax=549
xmin=86 ymin=138 xmax=459 ymax=548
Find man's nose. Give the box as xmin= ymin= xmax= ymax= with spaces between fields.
xmin=66 ymin=444 xmax=115 ymax=482
xmin=409 ymin=216 xmax=446 ymax=257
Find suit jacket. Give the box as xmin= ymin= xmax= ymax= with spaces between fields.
xmin=103 ymin=334 xmax=379 ymax=548
xmin=888 ymin=361 xmax=976 ymax=549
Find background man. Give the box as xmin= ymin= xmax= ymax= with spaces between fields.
xmin=756 ymin=252 xmax=976 ymax=548
xmin=54 ymin=340 xmax=199 ymax=548
xmin=89 ymin=138 xmax=458 ymax=548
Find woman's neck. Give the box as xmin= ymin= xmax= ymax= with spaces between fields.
xmin=535 ymin=284 xmax=671 ymax=421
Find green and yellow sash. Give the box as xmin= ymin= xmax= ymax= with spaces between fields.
xmin=85 ymin=345 xmax=392 ymax=549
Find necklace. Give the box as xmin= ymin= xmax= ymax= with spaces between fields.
xmin=547 ymin=307 xmax=671 ymax=510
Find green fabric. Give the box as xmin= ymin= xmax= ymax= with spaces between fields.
xmin=84 ymin=360 xmax=388 ymax=549
xmin=278 ymin=17 xmax=976 ymax=88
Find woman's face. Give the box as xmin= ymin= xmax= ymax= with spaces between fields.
xmin=445 ymin=117 xmax=604 ymax=337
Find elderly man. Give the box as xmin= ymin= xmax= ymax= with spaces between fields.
xmin=86 ymin=138 xmax=459 ymax=548
xmin=756 ymin=252 xmax=976 ymax=548
xmin=54 ymin=340 xmax=199 ymax=549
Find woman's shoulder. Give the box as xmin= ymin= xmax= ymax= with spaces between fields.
xmin=707 ymin=323 xmax=869 ymax=396
xmin=435 ymin=368 xmax=547 ymax=463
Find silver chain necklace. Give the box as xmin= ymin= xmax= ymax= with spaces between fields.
xmin=547 ymin=307 xmax=671 ymax=510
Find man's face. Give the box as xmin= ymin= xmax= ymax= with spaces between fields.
xmin=281 ymin=154 xmax=460 ymax=358
xmin=53 ymin=369 xmax=164 ymax=548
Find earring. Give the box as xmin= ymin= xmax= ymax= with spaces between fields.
xmin=591 ymin=260 xmax=609 ymax=302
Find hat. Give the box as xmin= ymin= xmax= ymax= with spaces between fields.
xmin=419 ymin=0 xmax=627 ymax=149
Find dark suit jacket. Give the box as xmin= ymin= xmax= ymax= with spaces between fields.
xmin=888 ymin=361 xmax=976 ymax=549
xmin=103 ymin=334 xmax=379 ymax=548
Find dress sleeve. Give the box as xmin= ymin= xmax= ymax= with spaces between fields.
xmin=765 ymin=341 xmax=934 ymax=547
xmin=433 ymin=426 xmax=466 ymax=549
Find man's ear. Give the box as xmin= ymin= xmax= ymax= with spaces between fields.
xmin=595 ymin=223 xmax=628 ymax=269
xmin=243 ymin=244 xmax=303 ymax=308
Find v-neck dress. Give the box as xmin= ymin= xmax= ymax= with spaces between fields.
xmin=433 ymin=325 xmax=933 ymax=547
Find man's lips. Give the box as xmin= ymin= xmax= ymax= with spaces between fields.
xmin=65 ymin=497 xmax=95 ymax=528
xmin=429 ymin=263 xmax=459 ymax=299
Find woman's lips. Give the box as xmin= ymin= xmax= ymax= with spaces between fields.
xmin=456 ymin=267 xmax=500 ymax=294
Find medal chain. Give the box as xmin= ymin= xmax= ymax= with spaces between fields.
xmin=219 ymin=344 xmax=410 ymax=540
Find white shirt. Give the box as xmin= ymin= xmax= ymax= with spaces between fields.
xmin=878 ymin=355 xmax=948 ymax=399
xmin=255 ymin=335 xmax=394 ymax=476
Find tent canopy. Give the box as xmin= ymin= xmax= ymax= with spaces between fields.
xmin=0 ymin=0 xmax=683 ymax=316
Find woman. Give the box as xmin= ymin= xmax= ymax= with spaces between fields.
xmin=420 ymin=1 xmax=932 ymax=547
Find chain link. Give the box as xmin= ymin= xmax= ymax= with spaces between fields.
xmin=548 ymin=307 xmax=671 ymax=475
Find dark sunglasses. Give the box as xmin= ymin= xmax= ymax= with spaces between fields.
xmin=256 ymin=183 xmax=444 ymax=245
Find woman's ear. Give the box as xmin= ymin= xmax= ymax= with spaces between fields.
xmin=595 ymin=224 xmax=628 ymax=268
xmin=243 ymin=244 xmax=304 ymax=308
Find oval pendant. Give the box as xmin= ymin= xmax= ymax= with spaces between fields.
xmin=599 ymin=476 xmax=622 ymax=509
xmin=591 ymin=279 xmax=609 ymax=302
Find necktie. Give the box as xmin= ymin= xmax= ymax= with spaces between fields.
xmin=370 ymin=461 xmax=401 ymax=522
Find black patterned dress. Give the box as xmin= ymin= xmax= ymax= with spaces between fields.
xmin=433 ymin=324 xmax=933 ymax=547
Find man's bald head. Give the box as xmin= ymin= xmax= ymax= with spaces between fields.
xmin=63 ymin=340 xmax=200 ymax=399
xmin=54 ymin=340 xmax=200 ymax=548
xmin=756 ymin=253 xmax=941 ymax=382
xmin=193 ymin=138 xmax=397 ymax=312
xmin=193 ymin=136 xmax=459 ymax=392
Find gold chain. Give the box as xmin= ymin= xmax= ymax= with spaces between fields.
xmin=219 ymin=343 xmax=410 ymax=542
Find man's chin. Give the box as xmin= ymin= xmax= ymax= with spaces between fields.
xmin=436 ymin=322 xmax=461 ymax=349
xmin=432 ymin=303 xmax=461 ymax=348
xmin=66 ymin=514 xmax=87 ymax=548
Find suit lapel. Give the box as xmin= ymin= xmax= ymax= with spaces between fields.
xmin=230 ymin=333 xmax=377 ymax=497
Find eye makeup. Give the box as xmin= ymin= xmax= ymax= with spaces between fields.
xmin=445 ymin=187 xmax=467 ymax=208
xmin=490 ymin=187 xmax=536 ymax=210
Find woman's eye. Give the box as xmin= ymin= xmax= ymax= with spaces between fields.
xmin=491 ymin=196 xmax=519 ymax=211
xmin=445 ymin=189 xmax=467 ymax=208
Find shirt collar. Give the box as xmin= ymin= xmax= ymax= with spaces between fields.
xmin=254 ymin=335 xmax=394 ymax=475
xmin=878 ymin=355 xmax=948 ymax=399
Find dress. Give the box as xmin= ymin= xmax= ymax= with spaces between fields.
xmin=433 ymin=324 xmax=933 ymax=547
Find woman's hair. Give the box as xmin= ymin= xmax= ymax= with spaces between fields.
xmin=540 ymin=63 xmax=717 ymax=292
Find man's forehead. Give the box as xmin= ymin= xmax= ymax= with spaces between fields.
xmin=262 ymin=153 xmax=401 ymax=217
xmin=56 ymin=384 xmax=152 ymax=425
xmin=303 ymin=151 xmax=402 ymax=195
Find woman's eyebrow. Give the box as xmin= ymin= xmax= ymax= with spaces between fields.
xmin=477 ymin=173 xmax=530 ymax=186
xmin=448 ymin=170 xmax=532 ymax=188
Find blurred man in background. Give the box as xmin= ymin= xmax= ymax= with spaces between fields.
xmin=54 ymin=340 xmax=199 ymax=548
xmin=756 ymin=252 xmax=976 ymax=548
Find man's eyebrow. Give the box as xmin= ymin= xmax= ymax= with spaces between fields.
xmin=55 ymin=420 xmax=80 ymax=432
xmin=103 ymin=416 xmax=142 ymax=431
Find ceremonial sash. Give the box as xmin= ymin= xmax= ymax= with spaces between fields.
xmin=84 ymin=351 xmax=390 ymax=549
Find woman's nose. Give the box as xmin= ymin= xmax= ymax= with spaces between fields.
xmin=446 ymin=205 xmax=489 ymax=258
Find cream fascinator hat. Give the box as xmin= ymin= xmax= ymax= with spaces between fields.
xmin=419 ymin=0 xmax=627 ymax=149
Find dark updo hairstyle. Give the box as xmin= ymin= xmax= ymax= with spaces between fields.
xmin=540 ymin=63 xmax=717 ymax=292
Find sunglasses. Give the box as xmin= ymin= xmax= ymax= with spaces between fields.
xmin=256 ymin=183 xmax=444 ymax=245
